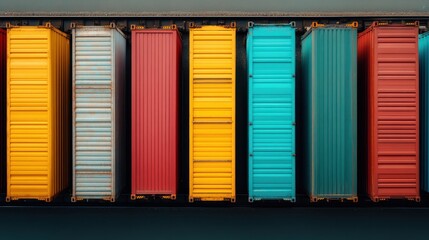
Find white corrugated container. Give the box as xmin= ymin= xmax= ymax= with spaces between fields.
xmin=71 ymin=25 xmax=126 ymax=202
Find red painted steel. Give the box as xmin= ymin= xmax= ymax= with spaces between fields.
xmin=131 ymin=29 xmax=181 ymax=199
xmin=358 ymin=22 xmax=420 ymax=202
xmin=0 ymin=29 xmax=5 ymax=192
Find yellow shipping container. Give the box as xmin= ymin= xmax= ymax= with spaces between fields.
xmin=189 ymin=24 xmax=236 ymax=202
xmin=6 ymin=24 xmax=70 ymax=202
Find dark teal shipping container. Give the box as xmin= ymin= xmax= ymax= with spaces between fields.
xmin=247 ymin=23 xmax=296 ymax=202
xmin=301 ymin=24 xmax=358 ymax=202
xmin=420 ymin=31 xmax=429 ymax=192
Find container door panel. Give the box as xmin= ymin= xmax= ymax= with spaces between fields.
xmin=131 ymin=30 xmax=180 ymax=197
xmin=248 ymin=25 xmax=295 ymax=201
xmin=7 ymin=26 xmax=70 ymax=201
xmin=373 ymin=26 xmax=419 ymax=199
xmin=302 ymin=27 xmax=358 ymax=201
xmin=190 ymin=26 xmax=236 ymax=201
xmin=73 ymin=28 xmax=113 ymax=200
xmin=8 ymin=29 xmax=50 ymax=199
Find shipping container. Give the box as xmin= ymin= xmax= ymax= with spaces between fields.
xmin=246 ymin=23 xmax=296 ymax=202
xmin=189 ymin=24 xmax=236 ymax=202
xmin=6 ymin=24 xmax=70 ymax=202
xmin=421 ymin=31 xmax=429 ymax=193
xmin=0 ymin=29 xmax=5 ymax=194
xmin=71 ymin=25 xmax=126 ymax=202
xmin=301 ymin=23 xmax=358 ymax=202
xmin=358 ymin=22 xmax=420 ymax=202
xmin=131 ymin=27 xmax=181 ymax=199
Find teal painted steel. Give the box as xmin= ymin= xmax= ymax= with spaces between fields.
xmin=421 ymin=31 xmax=429 ymax=192
xmin=247 ymin=23 xmax=296 ymax=202
xmin=301 ymin=26 xmax=357 ymax=201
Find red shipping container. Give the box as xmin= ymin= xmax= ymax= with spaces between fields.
xmin=131 ymin=27 xmax=181 ymax=199
xmin=358 ymin=22 xmax=420 ymax=202
xmin=0 ymin=29 xmax=5 ymax=193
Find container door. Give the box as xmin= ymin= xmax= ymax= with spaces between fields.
xmin=72 ymin=27 xmax=114 ymax=200
xmin=372 ymin=26 xmax=419 ymax=199
xmin=189 ymin=26 xmax=236 ymax=202
xmin=131 ymin=29 xmax=179 ymax=198
xmin=305 ymin=27 xmax=357 ymax=201
xmin=7 ymin=28 xmax=51 ymax=200
xmin=248 ymin=24 xmax=296 ymax=201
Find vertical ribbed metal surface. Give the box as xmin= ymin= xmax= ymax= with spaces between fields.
xmin=131 ymin=29 xmax=180 ymax=198
xmin=7 ymin=26 xmax=70 ymax=202
xmin=247 ymin=24 xmax=295 ymax=201
xmin=420 ymin=31 xmax=429 ymax=193
xmin=189 ymin=25 xmax=236 ymax=202
xmin=0 ymin=29 xmax=5 ymax=193
xmin=359 ymin=23 xmax=419 ymax=201
xmin=72 ymin=26 xmax=126 ymax=201
xmin=301 ymin=26 xmax=357 ymax=201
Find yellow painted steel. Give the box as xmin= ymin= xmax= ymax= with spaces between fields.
xmin=189 ymin=25 xmax=236 ymax=202
xmin=6 ymin=25 xmax=70 ymax=202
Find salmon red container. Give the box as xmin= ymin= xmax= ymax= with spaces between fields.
xmin=247 ymin=23 xmax=296 ymax=202
xmin=189 ymin=24 xmax=236 ymax=202
xmin=71 ymin=25 xmax=126 ymax=202
xmin=131 ymin=27 xmax=181 ymax=200
xmin=421 ymin=31 xmax=429 ymax=193
xmin=6 ymin=24 xmax=70 ymax=202
xmin=301 ymin=23 xmax=358 ymax=202
xmin=0 ymin=29 xmax=5 ymax=193
xmin=358 ymin=22 xmax=420 ymax=202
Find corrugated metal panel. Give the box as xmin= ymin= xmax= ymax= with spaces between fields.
xmin=0 ymin=29 xmax=5 ymax=193
xmin=301 ymin=25 xmax=358 ymax=202
xmin=189 ymin=25 xmax=236 ymax=202
xmin=7 ymin=25 xmax=70 ymax=202
xmin=359 ymin=23 xmax=420 ymax=201
xmin=131 ymin=29 xmax=181 ymax=199
xmin=421 ymin=31 xmax=429 ymax=193
xmin=72 ymin=26 xmax=126 ymax=202
xmin=247 ymin=23 xmax=296 ymax=202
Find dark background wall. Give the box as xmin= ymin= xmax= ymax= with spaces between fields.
xmin=0 ymin=0 xmax=429 ymax=13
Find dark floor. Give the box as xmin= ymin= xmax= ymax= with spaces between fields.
xmin=0 ymin=207 xmax=427 ymax=239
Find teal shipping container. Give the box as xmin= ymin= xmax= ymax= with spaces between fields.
xmin=421 ymin=31 xmax=429 ymax=192
xmin=247 ymin=23 xmax=296 ymax=202
xmin=301 ymin=23 xmax=358 ymax=202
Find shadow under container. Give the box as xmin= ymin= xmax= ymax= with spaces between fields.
xmin=301 ymin=23 xmax=358 ymax=202
xmin=131 ymin=26 xmax=181 ymax=200
xmin=6 ymin=24 xmax=70 ymax=202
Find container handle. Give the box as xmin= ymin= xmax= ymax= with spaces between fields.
xmin=193 ymin=120 xmax=232 ymax=124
